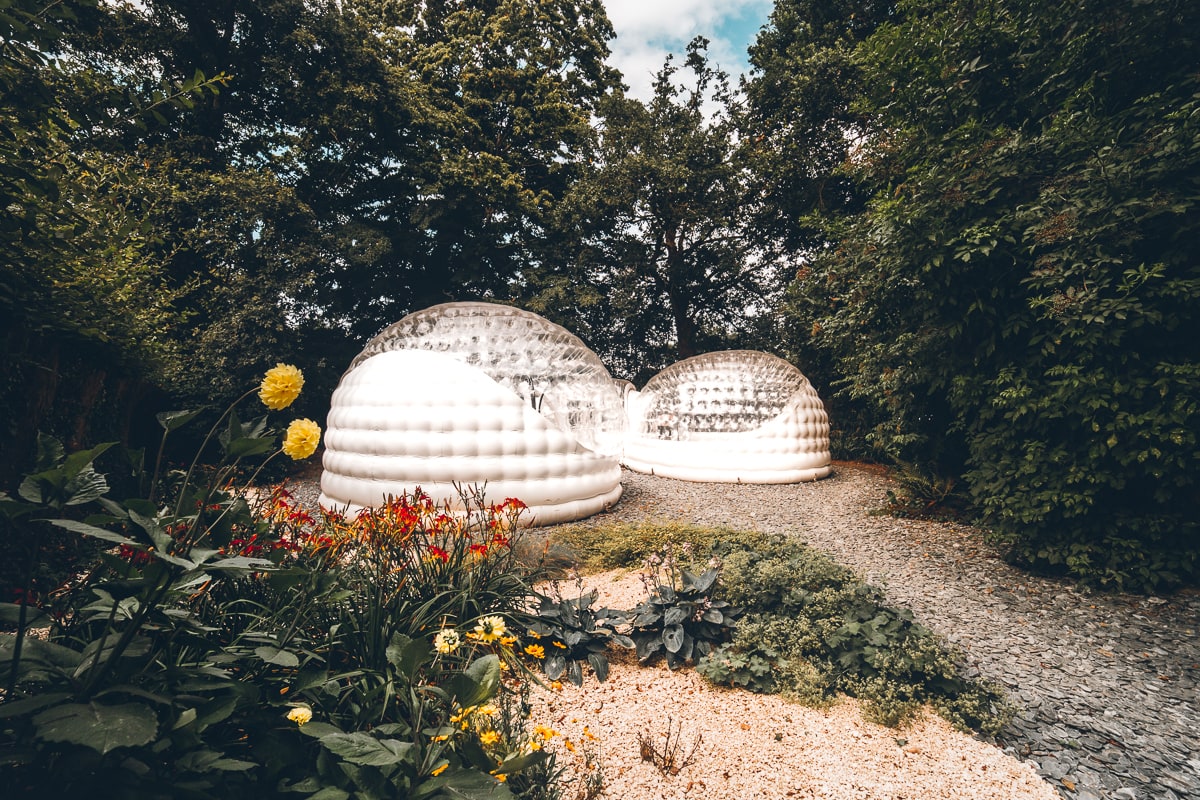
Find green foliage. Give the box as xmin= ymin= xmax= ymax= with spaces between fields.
xmin=628 ymin=544 xmax=740 ymax=670
xmin=0 ymin=370 xmax=553 ymax=798
xmin=548 ymin=520 xmax=772 ymax=571
xmin=754 ymin=0 xmax=1200 ymax=590
xmin=522 ymin=575 xmax=632 ymax=686
xmin=697 ymin=538 xmax=1013 ymax=735
xmin=881 ymin=463 xmax=970 ymax=521
xmin=527 ymin=37 xmax=785 ymax=378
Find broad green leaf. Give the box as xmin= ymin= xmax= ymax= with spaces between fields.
xmin=319 ymin=732 xmax=415 ymax=766
xmin=62 ymin=464 xmax=108 ymax=506
xmin=662 ymin=624 xmax=685 ymax=653
xmin=432 ymin=766 xmax=516 ymax=799
xmin=175 ymin=748 xmax=257 ymax=772
xmin=156 ymin=409 xmax=204 ymax=432
xmin=254 ymin=646 xmax=300 ymax=667
xmin=0 ymin=692 xmax=71 ymax=720
xmin=50 ymin=518 xmax=136 ymax=546
xmin=386 ymin=633 xmax=432 ymax=680
xmin=33 ymin=701 xmax=158 ymax=754
xmin=0 ymin=602 xmax=49 ymax=628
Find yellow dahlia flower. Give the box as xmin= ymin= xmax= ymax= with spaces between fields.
xmin=283 ymin=418 xmax=321 ymax=460
xmin=259 ymin=363 xmax=304 ymax=410
xmin=286 ymin=707 xmax=312 ymax=726
xmin=473 ymin=615 xmax=506 ymax=643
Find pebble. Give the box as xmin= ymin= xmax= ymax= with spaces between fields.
xmin=287 ymin=464 xmax=1200 ymax=800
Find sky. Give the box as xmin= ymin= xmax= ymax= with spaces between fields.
xmin=601 ymin=0 xmax=775 ymax=102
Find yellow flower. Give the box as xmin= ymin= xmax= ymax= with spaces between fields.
xmin=283 ymin=418 xmax=321 ymax=460
xmin=476 ymin=704 xmax=499 ymax=716
xmin=431 ymin=762 xmax=449 ymax=777
xmin=434 ymin=628 xmax=462 ymax=654
xmin=286 ymin=707 xmax=312 ymax=726
xmin=479 ymin=730 xmax=501 ymax=745
xmin=499 ymin=635 xmax=519 ymax=647
xmin=259 ymin=363 xmax=304 ymax=410
xmin=533 ymin=724 xmax=558 ymax=740
xmin=563 ymin=739 xmax=576 ymax=753
xmin=524 ymin=644 xmax=545 ymax=659
xmin=473 ymin=615 xmax=506 ymax=643
xmin=550 ymin=680 xmax=563 ymax=692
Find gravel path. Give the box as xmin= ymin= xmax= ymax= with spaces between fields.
xmin=291 ymin=463 xmax=1200 ymax=800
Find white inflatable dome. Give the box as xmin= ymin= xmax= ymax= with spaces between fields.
xmin=320 ymin=303 xmax=625 ymax=526
xmin=346 ymin=302 xmax=626 ymax=456
xmin=621 ymin=350 xmax=832 ymax=484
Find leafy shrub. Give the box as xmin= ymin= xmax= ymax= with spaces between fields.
xmin=521 ymin=574 xmax=632 ymax=685
xmin=881 ymin=462 xmax=970 ymax=522
xmin=0 ymin=365 xmax=556 ymax=799
xmin=697 ymin=538 xmax=1013 ymax=735
xmin=628 ymin=544 xmax=740 ymax=670
xmin=547 ymin=521 xmax=771 ymax=571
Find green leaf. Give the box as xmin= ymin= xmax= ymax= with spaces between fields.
xmin=0 ymin=692 xmax=72 ymax=720
xmin=543 ymin=654 xmax=566 ymax=681
xmin=50 ymin=518 xmax=136 ymax=546
xmin=33 ymin=701 xmax=158 ymax=754
xmin=319 ymin=732 xmax=416 ymax=766
xmin=254 ymin=646 xmax=300 ymax=667
xmin=428 ymin=766 xmax=516 ymax=799
xmin=445 ymin=654 xmax=501 ymax=708
xmin=385 ymin=633 xmax=432 ymax=680
xmin=587 ymin=652 xmax=609 ymax=682
xmin=662 ymin=624 xmax=685 ymax=653
xmin=224 ymin=436 xmax=276 ymax=459
xmin=175 ymin=748 xmax=257 ymax=772
xmin=0 ymin=602 xmax=50 ymax=628
xmin=156 ymin=409 xmax=205 ymax=433
xmin=307 ymin=789 xmax=351 ymax=800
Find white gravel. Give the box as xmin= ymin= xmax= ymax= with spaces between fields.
xmin=527 ymin=568 xmax=1057 ymax=800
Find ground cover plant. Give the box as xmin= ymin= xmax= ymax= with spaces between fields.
xmin=548 ymin=521 xmax=1014 ymax=735
xmin=0 ymin=365 xmax=592 ymax=800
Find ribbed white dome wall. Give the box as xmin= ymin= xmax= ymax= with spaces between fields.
xmin=621 ymin=350 xmax=832 ymax=483
xmin=319 ymin=350 xmax=623 ymax=526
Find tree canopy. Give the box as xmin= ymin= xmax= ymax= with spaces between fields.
xmin=749 ymin=0 xmax=1200 ymax=589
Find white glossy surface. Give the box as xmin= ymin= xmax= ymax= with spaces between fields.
xmin=347 ymin=301 xmax=626 ymax=457
xmin=622 ymin=350 xmax=832 ymax=483
xmin=319 ymin=350 xmax=623 ymax=526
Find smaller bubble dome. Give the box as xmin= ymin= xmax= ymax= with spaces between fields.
xmin=622 ymin=350 xmax=832 ymax=483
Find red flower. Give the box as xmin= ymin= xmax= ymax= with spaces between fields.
xmin=427 ymin=546 xmax=450 ymax=562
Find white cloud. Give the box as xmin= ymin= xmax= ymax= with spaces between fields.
xmin=602 ymin=0 xmax=772 ymax=101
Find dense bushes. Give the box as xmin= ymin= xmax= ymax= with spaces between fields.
xmin=752 ymin=0 xmax=1200 ymax=590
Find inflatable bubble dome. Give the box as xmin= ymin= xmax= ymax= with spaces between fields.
xmin=319 ymin=303 xmax=625 ymax=525
xmin=621 ymin=350 xmax=832 ymax=484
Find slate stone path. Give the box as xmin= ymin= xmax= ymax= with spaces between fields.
xmin=293 ymin=463 xmax=1200 ymax=799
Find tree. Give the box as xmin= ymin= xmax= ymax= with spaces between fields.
xmin=530 ymin=38 xmax=785 ymax=381
xmin=777 ymin=0 xmax=1200 ymax=589
xmin=304 ymin=0 xmax=621 ymax=340
xmin=741 ymin=0 xmax=893 ymax=252
xmin=0 ymin=0 xmax=226 ymax=482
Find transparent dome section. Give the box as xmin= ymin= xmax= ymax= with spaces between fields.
xmin=622 ymin=350 xmax=832 ymax=484
xmin=320 ymin=349 xmax=623 ymax=526
xmin=348 ymin=302 xmax=625 ymax=456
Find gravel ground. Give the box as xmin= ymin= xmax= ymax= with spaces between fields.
xmin=290 ymin=462 xmax=1200 ymax=800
